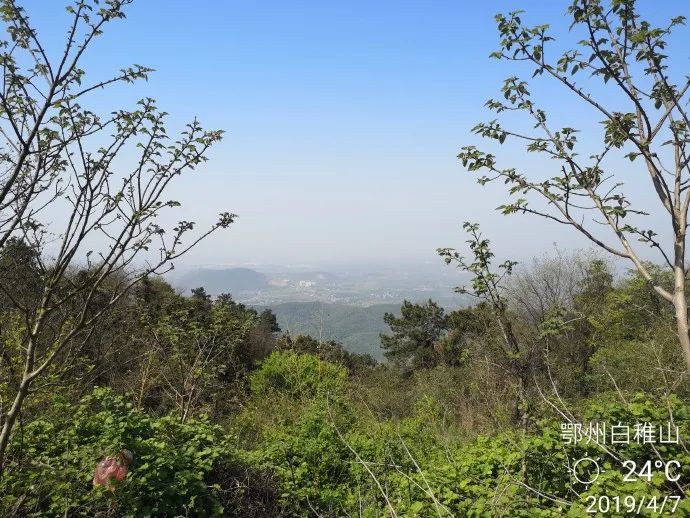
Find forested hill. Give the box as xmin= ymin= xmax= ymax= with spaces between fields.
xmin=257 ymin=301 xmax=400 ymax=360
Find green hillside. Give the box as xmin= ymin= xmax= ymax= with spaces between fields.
xmin=259 ymin=301 xmax=400 ymax=360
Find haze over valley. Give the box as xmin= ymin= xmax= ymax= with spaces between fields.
xmin=168 ymin=261 xmax=469 ymax=359
xmin=169 ymin=261 xmax=468 ymax=307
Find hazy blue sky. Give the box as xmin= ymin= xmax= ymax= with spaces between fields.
xmin=23 ymin=1 xmax=690 ymax=269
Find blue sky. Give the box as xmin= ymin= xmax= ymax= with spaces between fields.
xmin=22 ymin=1 xmax=690 ymax=268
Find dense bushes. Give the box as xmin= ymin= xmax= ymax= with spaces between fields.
xmin=383 ymin=394 xmax=690 ymax=516
xmin=2 ymin=348 xmax=690 ymax=516
xmin=238 ymin=377 xmax=690 ymax=516
xmin=0 ymin=388 xmax=277 ymax=517
xmin=3 ymin=260 xmax=690 ymax=516
xmin=249 ymin=350 xmax=348 ymax=401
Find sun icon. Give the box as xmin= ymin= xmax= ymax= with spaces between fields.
xmin=571 ymin=457 xmax=601 ymax=485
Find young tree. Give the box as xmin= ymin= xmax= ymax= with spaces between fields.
xmin=459 ymin=0 xmax=690 ymax=372
xmin=439 ymin=223 xmax=531 ymax=428
xmin=0 ymin=0 xmax=234 ymax=468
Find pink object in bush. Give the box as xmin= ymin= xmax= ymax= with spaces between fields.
xmin=92 ymin=449 xmax=133 ymax=489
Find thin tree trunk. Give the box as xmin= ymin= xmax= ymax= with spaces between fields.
xmin=498 ymin=315 xmax=530 ymax=429
xmin=0 ymin=379 xmax=29 ymax=470
xmin=673 ymin=229 xmax=690 ymax=374
xmin=0 ymin=313 xmax=44 ymax=470
xmin=517 ymin=374 xmax=529 ymax=431
xmin=673 ymin=282 xmax=690 ymax=374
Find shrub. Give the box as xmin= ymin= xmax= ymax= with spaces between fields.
xmin=0 ymin=387 xmax=274 ymax=517
xmin=390 ymin=394 xmax=690 ymax=516
xmin=250 ymin=351 xmax=347 ymax=401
